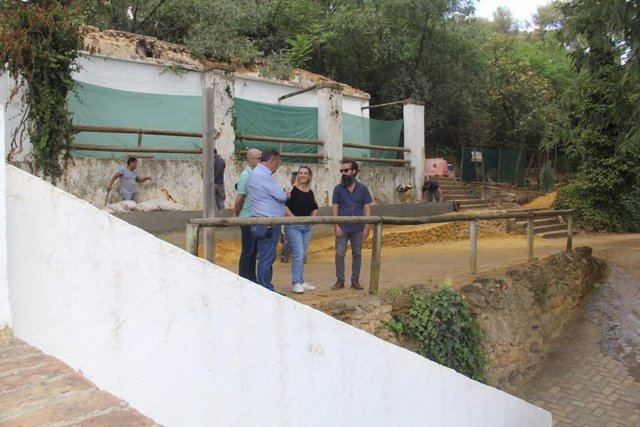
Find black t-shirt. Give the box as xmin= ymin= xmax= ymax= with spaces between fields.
xmin=286 ymin=186 xmax=318 ymax=216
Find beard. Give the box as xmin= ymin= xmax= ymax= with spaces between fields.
xmin=341 ymin=175 xmax=355 ymax=186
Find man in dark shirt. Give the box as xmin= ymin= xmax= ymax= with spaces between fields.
xmin=331 ymin=160 xmax=373 ymax=291
xmin=422 ymin=177 xmax=443 ymax=203
xmin=214 ymin=149 xmax=226 ymax=210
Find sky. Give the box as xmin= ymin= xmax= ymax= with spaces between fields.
xmin=474 ymin=0 xmax=552 ymax=25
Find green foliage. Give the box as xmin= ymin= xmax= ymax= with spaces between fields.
xmin=0 ymin=0 xmax=82 ymax=179
xmin=402 ymin=287 xmax=485 ymax=382
xmin=538 ymin=160 xmax=556 ymax=192
xmin=261 ymin=52 xmax=292 ymax=80
xmin=381 ymin=316 xmax=404 ymax=337
xmin=285 ymin=34 xmax=313 ymax=68
xmin=556 ymin=180 xmax=640 ymax=232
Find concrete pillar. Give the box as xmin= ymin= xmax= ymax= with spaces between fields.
xmin=317 ymin=83 xmax=343 ymax=172
xmin=0 ymin=105 xmax=11 ymax=328
xmin=403 ymin=100 xmax=425 ymax=202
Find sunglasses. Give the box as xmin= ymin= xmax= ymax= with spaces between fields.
xmin=339 ymin=168 xmax=353 ymax=173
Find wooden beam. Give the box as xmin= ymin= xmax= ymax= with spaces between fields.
xmin=469 ymin=220 xmax=478 ymax=274
xmin=185 ymin=223 xmax=200 ymax=256
xmin=566 ymin=215 xmax=574 ymax=251
xmin=369 ymin=222 xmax=383 ymax=294
xmin=342 ymin=142 xmax=410 ymax=153
xmin=70 ymin=144 xmax=202 ymax=155
xmin=527 ymin=217 xmax=535 ymax=262
xmin=73 ymin=124 xmax=202 ymax=138
xmin=278 ymin=84 xmax=319 ymax=101
xmin=236 ymin=134 xmax=323 ymax=146
xmin=202 ymin=83 xmax=216 ymax=263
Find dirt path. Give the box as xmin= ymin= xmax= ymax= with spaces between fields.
xmin=212 ymin=230 xmax=638 ymax=306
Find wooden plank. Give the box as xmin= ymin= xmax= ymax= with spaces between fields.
xmin=527 ymin=217 xmax=535 ymax=262
xmin=237 ymin=134 xmax=323 ymax=146
xmin=185 ymin=223 xmax=200 ymax=256
xmin=469 ymin=220 xmax=478 ymax=274
xmin=70 ymin=144 xmax=202 ymax=154
xmin=566 ymin=215 xmax=574 ymax=251
xmin=73 ymin=125 xmax=202 ymax=138
xmin=343 ymin=142 xmax=410 ymax=153
xmin=369 ymin=222 xmax=383 ymax=294
xmin=202 ymin=84 xmax=216 ymax=263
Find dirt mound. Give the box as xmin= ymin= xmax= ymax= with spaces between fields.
xmin=523 ymin=192 xmax=556 ymax=209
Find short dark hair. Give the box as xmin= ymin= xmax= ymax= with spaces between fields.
xmin=261 ymin=148 xmax=280 ymax=162
xmin=127 ymin=157 xmax=138 ymax=165
xmin=340 ymin=159 xmax=359 ymax=173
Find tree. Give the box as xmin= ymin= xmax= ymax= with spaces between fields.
xmin=550 ymin=0 xmax=640 ymax=231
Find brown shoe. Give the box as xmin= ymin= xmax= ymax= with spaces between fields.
xmin=331 ymin=280 xmax=345 ymax=290
xmin=351 ymin=280 xmax=364 ymax=290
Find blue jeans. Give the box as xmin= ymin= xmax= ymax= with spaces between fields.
xmin=335 ymin=231 xmax=363 ymax=281
xmin=284 ymin=224 xmax=312 ymax=285
xmin=239 ymin=225 xmax=257 ymax=282
xmin=251 ymin=224 xmax=281 ymax=291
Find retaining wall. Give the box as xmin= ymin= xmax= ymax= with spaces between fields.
xmin=4 ymin=165 xmax=550 ymax=426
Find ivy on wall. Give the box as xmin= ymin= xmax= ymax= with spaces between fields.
xmin=1 ymin=0 xmax=82 ymax=179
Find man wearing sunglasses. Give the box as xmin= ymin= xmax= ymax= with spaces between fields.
xmin=331 ymin=160 xmax=373 ymax=291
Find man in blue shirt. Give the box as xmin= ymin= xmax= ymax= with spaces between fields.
xmin=247 ymin=149 xmax=287 ymax=291
xmin=331 ymin=160 xmax=373 ymax=291
xmin=233 ymin=148 xmax=261 ymax=282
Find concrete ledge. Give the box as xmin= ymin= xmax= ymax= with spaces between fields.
xmin=114 ymin=202 xmax=454 ymax=239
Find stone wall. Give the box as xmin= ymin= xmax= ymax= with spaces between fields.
xmin=317 ymin=247 xmax=604 ymax=391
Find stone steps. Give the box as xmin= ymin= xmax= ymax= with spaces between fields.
xmin=514 ymin=214 xmax=569 ymax=239
xmin=426 ymin=177 xmax=490 ymax=210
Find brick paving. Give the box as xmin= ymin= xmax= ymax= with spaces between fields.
xmin=0 ymin=333 xmax=158 ymax=427
xmin=514 ymin=274 xmax=640 ymax=427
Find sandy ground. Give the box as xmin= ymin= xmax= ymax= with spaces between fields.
xmin=171 ymin=193 xmax=637 ymax=305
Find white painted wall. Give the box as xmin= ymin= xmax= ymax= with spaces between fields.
xmin=57 ymin=157 xmax=415 ymax=209
xmin=0 ymin=106 xmax=11 ymax=328
xmin=74 ymin=54 xmax=203 ymax=96
xmin=6 ymin=165 xmax=551 ymax=427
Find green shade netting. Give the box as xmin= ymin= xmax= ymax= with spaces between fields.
xmin=342 ymin=113 xmax=403 ymax=161
xmin=461 ymin=146 xmax=526 ymax=186
xmin=68 ymin=81 xmax=202 ymax=159
xmin=234 ymin=98 xmax=318 ymax=163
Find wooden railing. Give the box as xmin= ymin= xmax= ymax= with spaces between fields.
xmin=186 ymin=209 xmax=575 ymax=294
xmin=71 ymin=125 xmax=202 ymax=154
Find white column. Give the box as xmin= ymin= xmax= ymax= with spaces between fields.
xmin=317 ymin=83 xmax=343 ymax=172
xmin=0 ymin=105 xmax=11 ymax=328
xmin=403 ymin=100 xmax=425 ymax=202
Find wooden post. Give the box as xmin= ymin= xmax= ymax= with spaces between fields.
xmin=369 ymin=221 xmax=383 ymax=294
xmin=202 ymin=80 xmax=216 ymax=263
xmin=566 ymin=215 xmax=574 ymax=251
xmin=527 ymin=217 xmax=535 ymax=262
xmin=185 ymin=223 xmax=200 ymax=256
xmin=469 ymin=220 xmax=478 ymax=274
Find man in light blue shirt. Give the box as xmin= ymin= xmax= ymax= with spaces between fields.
xmin=233 ymin=148 xmax=261 ymax=282
xmin=247 ymin=149 xmax=286 ymax=291
xmin=106 ymin=157 xmax=151 ymax=202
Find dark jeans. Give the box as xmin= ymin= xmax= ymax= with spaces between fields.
xmin=251 ymin=224 xmax=281 ymax=291
xmin=335 ymin=231 xmax=363 ymax=282
xmin=239 ymin=225 xmax=257 ymax=282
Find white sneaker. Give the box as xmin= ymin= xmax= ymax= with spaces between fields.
xmin=292 ymin=283 xmax=305 ymax=294
xmin=301 ymin=282 xmax=316 ymax=291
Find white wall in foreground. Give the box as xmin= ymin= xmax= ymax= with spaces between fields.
xmin=6 ymin=165 xmax=551 ymax=427
xmin=0 ymin=106 xmax=10 ymax=328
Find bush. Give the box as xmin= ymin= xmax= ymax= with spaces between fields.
xmin=538 ymin=160 xmax=556 ymax=192
xmin=556 ymin=181 xmax=640 ymax=232
xmin=403 ymin=286 xmax=485 ymax=382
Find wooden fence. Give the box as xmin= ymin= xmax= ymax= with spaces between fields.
xmin=186 ymin=209 xmax=575 ymax=294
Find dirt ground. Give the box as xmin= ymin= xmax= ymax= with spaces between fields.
xmin=189 ymin=192 xmax=639 ymax=305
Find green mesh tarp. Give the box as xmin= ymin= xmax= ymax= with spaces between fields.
xmin=461 ymin=146 xmax=526 ymax=186
xmin=342 ymin=113 xmax=403 ymax=161
xmin=235 ymin=98 xmax=318 ymax=163
xmin=68 ymin=81 xmax=202 ymax=159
